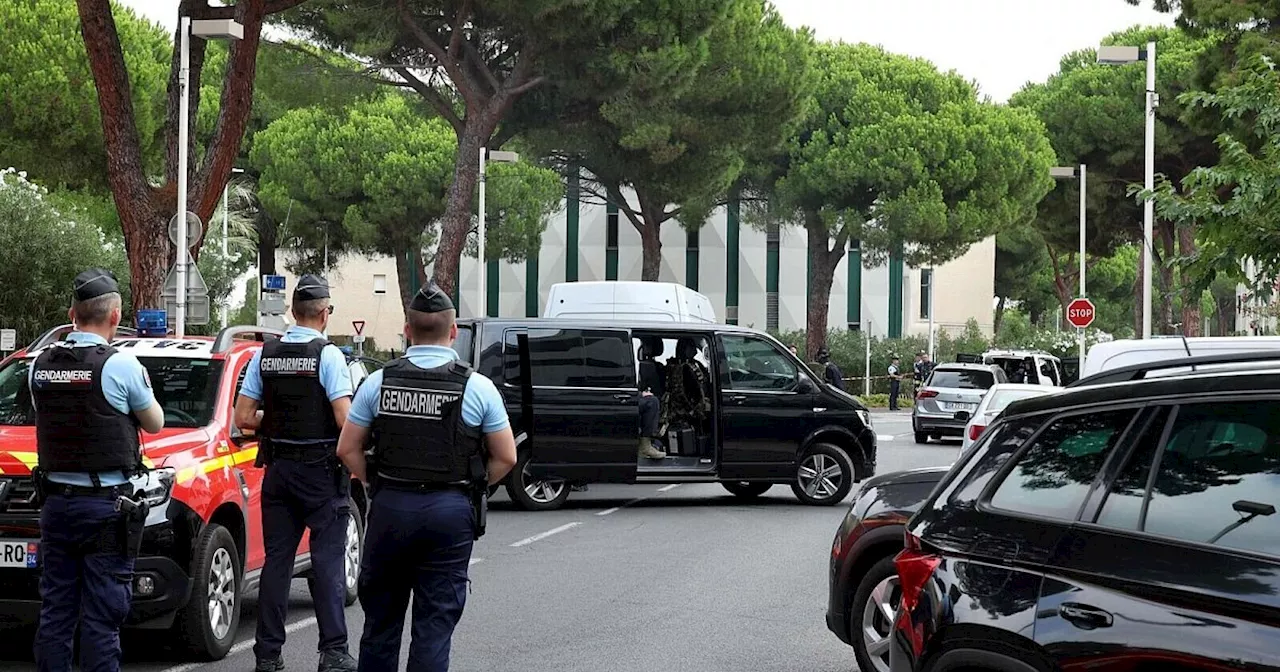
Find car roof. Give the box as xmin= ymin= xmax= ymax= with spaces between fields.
xmin=457 ymin=317 xmax=764 ymax=334
xmin=932 ymin=363 xmax=998 ymax=371
xmin=1002 ymin=368 xmax=1280 ymax=418
xmin=14 ymin=324 xmax=281 ymax=361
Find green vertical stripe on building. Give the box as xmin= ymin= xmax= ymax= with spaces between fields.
xmin=766 ymin=233 xmax=779 ymax=294
xmin=888 ymin=243 xmax=904 ymax=338
xmin=565 ymin=164 xmax=580 ymax=282
xmin=726 ymin=195 xmax=740 ymax=324
xmin=525 ymin=255 xmax=539 ymax=317
xmin=685 ymin=227 xmax=699 ymax=290
xmin=605 ymin=202 xmax=618 ymax=281
xmin=486 ymin=259 xmax=499 ymax=317
xmin=848 ymin=239 xmax=862 ymax=326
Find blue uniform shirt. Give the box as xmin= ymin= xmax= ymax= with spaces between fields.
xmin=348 ymin=345 xmax=508 ymax=433
xmin=29 ymin=331 xmax=158 ymax=486
xmin=239 ymin=325 xmax=353 ymax=443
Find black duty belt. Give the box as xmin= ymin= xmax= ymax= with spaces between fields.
xmin=375 ymin=479 xmax=469 ymax=494
xmin=272 ymin=442 xmax=337 ymax=462
xmin=45 ymin=482 xmax=131 ymax=498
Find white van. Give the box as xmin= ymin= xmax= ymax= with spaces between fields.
xmin=956 ymin=349 xmax=1063 ymax=387
xmin=1081 ymin=336 xmax=1280 ymax=378
xmin=542 ymin=281 xmax=717 ymax=323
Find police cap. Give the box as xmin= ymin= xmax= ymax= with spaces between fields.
xmin=409 ymin=279 xmax=454 ymax=313
xmin=72 ymin=267 xmax=120 ymax=301
xmin=293 ymin=274 xmax=330 ymax=301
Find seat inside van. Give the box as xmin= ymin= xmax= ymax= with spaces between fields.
xmin=633 ymin=332 xmax=716 ymax=470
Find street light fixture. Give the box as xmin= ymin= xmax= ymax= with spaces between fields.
xmin=477 ymin=148 xmax=519 ymax=317
xmin=1052 ymin=164 xmax=1087 ymax=364
xmin=175 ymin=16 xmax=243 ymax=338
xmin=1097 ymin=40 xmax=1157 ymax=339
xmin=221 ymin=167 xmax=246 ymax=326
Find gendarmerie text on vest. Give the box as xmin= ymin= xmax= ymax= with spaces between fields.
xmin=378 ymin=386 xmax=461 ymax=420
xmin=260 ymin=356 xmax=319 ymax=374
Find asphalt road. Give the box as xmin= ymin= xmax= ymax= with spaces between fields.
xmin=0 ymin=411 xmax=959 ymax=672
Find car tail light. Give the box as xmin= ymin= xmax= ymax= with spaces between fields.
xmin=895 ymin=531 xmax=941 ymax=614
xmin=969 ymin=424 xmax=985 ymax=441
xmin=916 ymin=388 xmax=938 ymax=399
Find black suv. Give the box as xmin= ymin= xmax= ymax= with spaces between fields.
xmin=881 ymin=353 xmax=1280 ymax=672
xmin=453 ymin=318 xmax=877 ymax=510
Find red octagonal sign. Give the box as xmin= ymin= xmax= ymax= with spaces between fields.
xmin=1066 ymin=297 xmax=1096 ymax=329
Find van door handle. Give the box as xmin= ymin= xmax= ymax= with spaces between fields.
xmin=613 ymin=393 xmax=632 ymax=401
xmin=1058 ymin=602 xmax=1113 ymax=629
xmin=727 ymin=394 xmax=747 ymax=403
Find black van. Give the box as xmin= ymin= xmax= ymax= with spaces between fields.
xmin=453 ymin=318 xmax=877 ymax=511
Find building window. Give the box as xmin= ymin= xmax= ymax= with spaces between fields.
xmin=606 ymin=207 xmax=619 ymax=249
xmin=372 ymin=274 xmax=387 ymax=294
xmin=919 ymin=269 xmax=932 ymax=320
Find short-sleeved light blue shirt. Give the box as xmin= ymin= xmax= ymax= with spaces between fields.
xmin=29 ymin=331 xmax=158 ymax=486
xmin=347 ymin=345 xmax=508 ymax=434
xmin=238 ymin=325 xmax=353 ymax=443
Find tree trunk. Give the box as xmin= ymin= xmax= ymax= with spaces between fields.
xmin=1157 ymin=222 xmax=1175 ymax=334
xmin=804 ymin=213 xmax=850 ymax=360
xmin=1178 ymin=224 xmax=1201 ymax=336
xmin=634 ymin=190 xmax=670 ymax=282
xmin=993 ymin=295 xmax=1007 ymax=336
xmin=256 ymin=211 xmax=278 ymax=277
xmin=430 ymin=121 xmax=488 ymax=298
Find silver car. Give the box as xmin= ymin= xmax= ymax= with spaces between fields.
xmin=959 ymin=383 xmax=1057 ymax=450
xmin=912 ymin=363 xmax=1007 ymax=443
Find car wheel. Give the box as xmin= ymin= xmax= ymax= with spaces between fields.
xmin=914 ymin=432 xmax=929 ymax=444
xmin=177 ymin=523 xmax=241 ymax=660
xmin=790 ymin=442 xmax=855 ymax=505
xmin=505 ymin=452 xmax=571 ymax=511
xmin=850 ymin=555 xmax=902 ymax=672
xmin=721 ymin=481 xmax=772 ymax=499
xmin=342 ymin=497 xmax=364 ymax=607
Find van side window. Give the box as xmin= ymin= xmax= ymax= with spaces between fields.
xmin=505 ymin=328 xmax=634 ymax=389
xmin=718 ymin=335 xmax=797 ymax=391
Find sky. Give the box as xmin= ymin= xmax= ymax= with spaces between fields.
xmin=119 ymin=0 xmax=1175 ymax=101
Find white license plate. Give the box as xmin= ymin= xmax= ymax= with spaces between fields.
xmin=943 ymin=402 xmax=976 ymax=411
xmin=0 ymin=540 xmax=38 ymax=568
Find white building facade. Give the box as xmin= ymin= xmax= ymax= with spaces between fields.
xmin=271 ymin=178 xmax=995 ymax=350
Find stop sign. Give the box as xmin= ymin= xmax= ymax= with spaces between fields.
xmin=1066 ymin=297 xmax=1096 ymax=329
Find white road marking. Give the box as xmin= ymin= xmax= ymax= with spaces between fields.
xmin=596 ymin=507 xmax=620 ymax=516
xmin=596 ymin=496 xmax=650 ymax=516
xmin=657 ymin=484 xmax=681 ymax=492
xmin=877 ymin=434 xmax=896 ymax=442
xmin=159 ymin=616 xmax=318 ymax=672
xmin=509 ymin=522 xmax=581 ymax=547
xmin=469 ymin=557 xmax=484 ymax=565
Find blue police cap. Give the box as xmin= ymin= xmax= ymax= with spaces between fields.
xmin=293 ymin=274 xmax=330 ymax=301
xmin=409 ymin=279 xmax=454 ymax=313
xmin=72 ymin=267 xmax=119 ymax=301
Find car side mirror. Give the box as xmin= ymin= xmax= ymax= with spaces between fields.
xmin=954 ymin=410 xmax=971 ymax=423
xmin=798 ymin=376 xmax=819 ymax=394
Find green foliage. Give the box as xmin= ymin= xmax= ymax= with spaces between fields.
xmin=230 ymin=277 xmax=259 ymax=327
xmin=757 ymin=42 xmax=1056 ymax=267
xmin=0 ymin=0 xmax=170 ymax=190
xmin=994 ymin=224 xmax=1054 ymax=314
xmin=1151 ymin=56 xmax=1280 ymax=292
xmin=0 ymin=169 xmax=128 ymax=342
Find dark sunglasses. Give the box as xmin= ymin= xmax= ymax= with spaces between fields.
xmin=326 ymin=305 xmax=335 ymax=315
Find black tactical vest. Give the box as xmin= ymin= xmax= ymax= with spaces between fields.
xmin=259 ymin=338 xmax=340 ymax=443
xmin=32 ymin=342 xmax=141 ymax=473
xmin=372 ymin=358 xmax=482 ymax=484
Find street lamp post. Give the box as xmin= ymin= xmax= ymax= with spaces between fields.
xmin=477 ymin=148 xmax=519 ymax=317
xmin=1098 ymin=41 xmax=1157 ymax=339
xmin=176 ymin=17 xmax=243 ymax=338
xmin=221 ymin=166 xmax=245 ymax=326
xmin=1051 ymin=164 xmax=1088 ymax=364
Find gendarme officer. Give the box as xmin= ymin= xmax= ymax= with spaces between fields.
xmin=336 ymin=280 xmax=516 ymax=672
xmin=31 ymin=268 xmax=164 ymax=672
xmin=234 ymin=274 xmax=356 ymax=672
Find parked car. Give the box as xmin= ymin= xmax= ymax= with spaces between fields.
xmin=826 ymin=466 xmax=949 ymax=672
xmin=0 ymin=325 xmax=369 ymax=661
xmin=889 ymin=352 xmax=1280 ymax=672
xmin=452 ymin=318 xmax=877 ymax=510
xmin=959 ymin=383 xmax=1057 ymax=451
xmin=1081 ymin=334 xmax=1280 ymax=378
xmin=958 ymin=348 xmax=1063 ymax=386
xmin=911 ymin=363 xmax=1007 ymax=444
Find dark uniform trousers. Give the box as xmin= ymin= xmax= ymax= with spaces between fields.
xmin=35 ymin=493 xmax=134 ymax=672
xmin=357 ymin=486 xmax=474 ymax=672
xmin=254 ymin=454 xmax=350 ymax=661
xmin=638 ymin=395 xmax=661 ymax=437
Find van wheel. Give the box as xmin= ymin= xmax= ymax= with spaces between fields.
xmin=791 ymin=443 xmax=855 ymax=506
xmin=722 ymin=482 xmax=772 ymax=499
xmin=342 ymin=497 xmax=364 ymax=607
xmin=177 ymin=523 xmax=241 ymax=660
xmin=505 ymin=452 xmax=570 ymax=511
